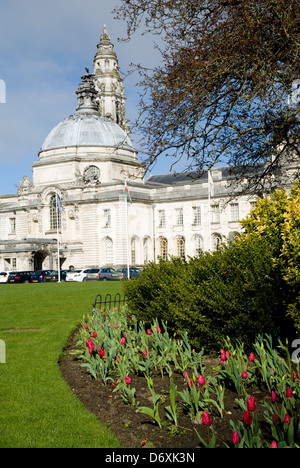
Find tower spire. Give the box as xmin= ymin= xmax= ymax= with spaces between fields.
xmin=93 ymin=26 xmax=128 ymax=131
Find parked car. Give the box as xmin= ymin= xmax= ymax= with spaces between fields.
xmin=85 ymin=268 xmax=102 ymax=281
xmin=31 ymin=270 xmax=57 ymax=283
xmin=7 ymin=271 xmax=33 ymax=283
xmin=116 ymin=267 xmax=143 ymax=279
xmin=65 ymin=269 xmax=92 ymax=282
xmin=95 ymin=267 xmax=124 ymax=281
xmin=47 ymin=270 xmax=72 ymax=282
xmin=0 ymin=271 xmax=12 ymax=283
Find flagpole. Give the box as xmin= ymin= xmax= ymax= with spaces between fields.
xmin=56 ymin=193 xmax=61 ymax=283
xmin=124 ymin=181 xmax=130 ymax=279
xmin=208 ymin=170 xmax=212 ymax=251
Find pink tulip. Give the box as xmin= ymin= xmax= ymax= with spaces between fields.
xmin=125 ymin=376 xmax=132 ymax=385
xmin=93 ymin=330 xmax=97 ymax=338
xmin=198 ymin=375 xmax=206 ymax=386
xmin=120 ymin=337 xmax=126 ymax=345
xmin=242 ymin=371 xmax=247 ymax=379
xmin=271 ymin=441 xmax=278 ymax=448
xmin=232 ymin=431 xmax=240 ymax=444
xmin=146 ymin=329 xmax=152 ymax=335
xmin=249 ymin=353 xmax=255 ymax=362
xmin=247 ymin=396 xmax=256 ymax=412
xmin=243 ymin=410 xmax=252 ymax=426
xmin=143 ymin=350 xmax=147 ymax=356
xmin=271 ymin=391 xmax=277 ymax=402
xmin=156 ymin=326 xmax=161 ymax=333
xmin=114 ymin=323 xmax=118 ymax=329
xmin=84 ymin=324 xmax=88 ymax=330
xmin=187 ymin=378 xmax=193 ymax=388
xmin=202 ymin=411 xmax=212 ymax=426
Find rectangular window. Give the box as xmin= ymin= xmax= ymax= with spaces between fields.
xmin=193 ymin=206 xmax=201 ymax=225
xmin=211 ymin=204 xmax=220 ymax=223
xmin=175 ymin=208 xmax=183 ymax=226
xmin=104 ymin=209 xmax=111 ymax=228
xmin=9 ymin=218 xmax=16 ymax=234
xmin=12 ymin=258 xmax=17 ymax=269
xmin=158 ymin=210 xmax=166 ymax=228
xmin=230 ymin=203 xmax=239 ymax=221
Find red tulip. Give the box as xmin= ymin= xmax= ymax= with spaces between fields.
xmin=124 ymin=376 xmax=132 ymax=385
xmin=272 ymin=412 xmax=278 ymax=423
xmin=247 ymin=396 xmax=256 ymax=412
xmin=187 ymin=378 xmax=193 ymax=388
xmin=84 ymin=324 xmax=88 ymax=330
xmin=156 ymin=326 xmax=161 ymax=333
xmin=86 ymin=338 xmax=94 ymax=354
xmin=249 ymin=353 xmax=255 ymax=362
xmin=243 ymin=410 xmax=252 ymax=426
xmin=232 ymin=431 xmax=240 ymax=444
xmin=98 ymin=346 xmax=105 ymax=359
xmin=284 ymin=413 xmax=291 ymax=423
xmin=143 ymin=349 xmax=147 ymax=356
xmin=198 ymin=375 xmax=206 ymax=386
xmin=271 ymin=391 xmax=277 ymax=402
xmin=271 ymin=441 xmax=278 ymax=448
xmin=146 ymin=329 xmax=152 ymax=335
xmin=242 ymin=371 xmax=248 ymax=379
xmin=286 ymin=386 xmax=293 ymax=398
xmin=93 ymin=330 xmax=97 ymax=338
xmin=202 ymin=411 xmax=212 ymax=426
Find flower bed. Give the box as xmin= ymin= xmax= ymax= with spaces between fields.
xmin=72 ymin=306 xmax=300 ymax=448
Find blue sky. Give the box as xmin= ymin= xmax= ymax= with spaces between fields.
xmin=0 ymin=0 xmax=174 ymax=195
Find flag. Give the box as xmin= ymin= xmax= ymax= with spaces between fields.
xmin=56 ymin=194 xmax=62 ymax=213
xmin=208 ymin=170 xmax=214 ymax=197
xmin=124 ymin=182 xmax=132 ymax=204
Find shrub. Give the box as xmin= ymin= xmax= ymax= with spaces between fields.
xmin=124 ymin=235 xmax=294 ymax=352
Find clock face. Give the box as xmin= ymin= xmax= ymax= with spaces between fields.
xmin=84 ymin=165 xmax=101 ymax=181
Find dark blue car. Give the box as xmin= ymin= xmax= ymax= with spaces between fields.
xmin=31 ymin=270 xmax=57 ymax=283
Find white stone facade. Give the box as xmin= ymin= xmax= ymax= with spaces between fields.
xmin=0 ymin=27 xmax=293 ymax=272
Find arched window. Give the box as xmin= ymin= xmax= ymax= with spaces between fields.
xmin=212 ymin=233 xmax=222 ymax=251
xmin=50 ymin=195 xmax=61 ymax=231
xmin=193 ymin=235 xmax=203 ymax=256
xmin=131 ymin=237 xmax=137 ymax=264
xmin=229 ymin=231 xmax=240 ymax=242
xmin=159 ymin=237 xmax=168 ymax=260
xmin=105 ymin=237 xmax=113 ymax=265
xmin=143 ymin=237 xmax=150 ymax=264
xmin=176 ymin=236 xmax=185 ymax=259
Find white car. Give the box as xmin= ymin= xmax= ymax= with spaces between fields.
xmin=0 ymin=271 xmax=12 ymax=283
xmin=65 ymin=269 xmax=91 ymax=282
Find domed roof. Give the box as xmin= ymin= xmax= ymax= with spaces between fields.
xmin=41 ymin=113 xmax=133 ymax=151
xmin=40 ymin=71 xmax=133 ymax=153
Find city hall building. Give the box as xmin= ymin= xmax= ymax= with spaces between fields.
xmin=0 ymin=27 xmax=295 ymax=272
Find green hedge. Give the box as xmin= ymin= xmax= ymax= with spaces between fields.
xmin=123 ymin=236 xmax=295 ymax=353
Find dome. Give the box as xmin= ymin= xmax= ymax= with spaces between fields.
xmin=40 ymin=113 xmax=133 ymax=152
xmin=40 ymin=71 xmax=134 ymax=153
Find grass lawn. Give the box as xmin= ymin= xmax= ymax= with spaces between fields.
xmin=0 ymin=281 xmax=124 ymax=448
